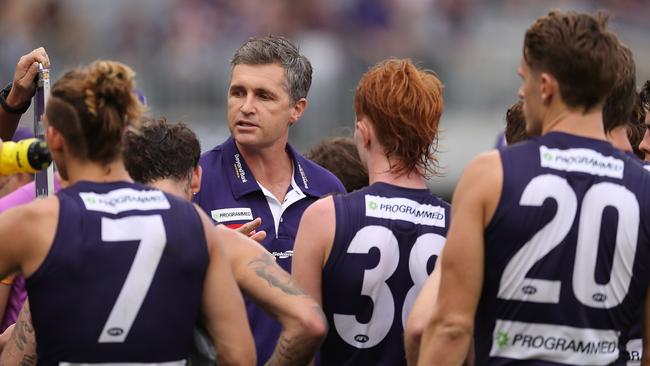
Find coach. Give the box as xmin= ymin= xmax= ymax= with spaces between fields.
xmin=194 ymin=35 xmax=345 ymax=365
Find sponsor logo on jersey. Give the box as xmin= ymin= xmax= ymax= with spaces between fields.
xmin=271 ymin=250 xmax=293 ymax=259
xmin=80 ymin=189 xmax=170 ymax=214
xmin=364 ymin=195 xmax=445 ymax=227
xmin=539 ymin=146 xmax=624 ymax=179
xmin=644 ymin=165 xmax=650 ymax=173
xmin=233 ymin=153 xmax=248 ymax=183
xmin=489 ymin=319 xmax=619 ymax=365
xmin=211 ymin=208 xmax=253 ymax=223
xmin=297 ymin=162 xmax=309 ymax=189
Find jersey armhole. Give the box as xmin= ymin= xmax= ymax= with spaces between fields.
xmin=26 ymin=195 xmax=65 ymax=287
xmin=322 ymin=194 xmax=345 ymax=276
xmin=484 ymin=149 xmax=508 ymax=234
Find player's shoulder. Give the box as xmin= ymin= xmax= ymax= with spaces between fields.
xmin=453 ymin=149 xmax=503 ymax=212
xmin=0 ymin=196 xmax=59 ymax=240
xmin=302 ymin=194 xmax=335 ymax=221
xmin=464 ymin=149 xmax=502 ymax=180
xmin=16 ymin=195 xmax=59 ymax=221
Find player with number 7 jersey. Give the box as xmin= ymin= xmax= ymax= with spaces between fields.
xmin=292 ymin=58 xmax=448 ymax=365
xmin=0 ymin=60 xmax=254 ymax=365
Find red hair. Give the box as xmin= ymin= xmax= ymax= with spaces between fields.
xmin=354 ymin=58 xmax=444 ymax=177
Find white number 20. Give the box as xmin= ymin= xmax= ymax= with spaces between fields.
xmin=333 ymin=226 xmax=445 ymax=348
xmin=498 ymin=175 xmax=639 ymax=308
xmin=98 ymin=215 xmax=167 ymax=343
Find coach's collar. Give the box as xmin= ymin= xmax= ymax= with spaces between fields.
xmin=222 ymin=137 xmax=331 ymax=200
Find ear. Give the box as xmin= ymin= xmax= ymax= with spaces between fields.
xmin=356 ymin=117 xmax=373 ymax=149
xmin=539 ymin=72 xmax=556 ymax=106
xmin=190 ymin=165 xmax=202 ymax=195
xmin=46 ymin=125 xmax=64 ymax=152
xmin=288 ymin=98 xmax=308 ymax=126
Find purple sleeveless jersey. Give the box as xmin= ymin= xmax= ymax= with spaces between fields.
xmin=477 ymin=132 xmax=650 ymax=365
xmin=27 ymin=181 xmax=209 ymax=365
xmin=621 ymin=156 xmax=650 ymax=365
xmin=321 ymin=182 xmax=450 ymax=366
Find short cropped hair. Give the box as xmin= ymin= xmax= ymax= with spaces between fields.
xmin=232 ymin=35 xmax=312 ymax=103
xmin=523 ymin=11 xmax=621 ymax=112
xmin=354 ymin=59 xmax=444 ymax=177
xmin=306 ymin=137 xmax=368 ymax=192
xmin=505 ymin=101 xmax=529 ymax=144
xmin=124 ymin=118 xmax=201 ymax=184
xmin=603 ymin=43 xmax=636 ymax=133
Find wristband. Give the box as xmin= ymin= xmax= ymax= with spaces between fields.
xmin=0 ymin=82 xmax=31 ymax=114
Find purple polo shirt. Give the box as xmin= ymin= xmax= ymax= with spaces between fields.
xmin=194 ymin=136 xmax=345 ymax=365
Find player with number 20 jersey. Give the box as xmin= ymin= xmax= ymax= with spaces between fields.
xmin=477 ymin=132 xmax=650 ymax=365
xmin=417 ymin=11 xmax=650 ymax=366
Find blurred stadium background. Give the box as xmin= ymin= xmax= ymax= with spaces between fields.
xmin=2 ymin=0 xmax=648 ymax=199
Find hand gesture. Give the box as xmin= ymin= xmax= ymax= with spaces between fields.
xmin=6 ymin=47 xmax=50 ymax=109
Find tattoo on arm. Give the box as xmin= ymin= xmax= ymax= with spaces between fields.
xmin=248 ymin=253 xmax=307 ymax=296
xmin=14 ymin=305 xmax=34 ymax=352
xmin=265 ymin=306 xmax=327 ymax=366
xmin=1 ymin=302 xmax=36 ymax=366
xmin=18 ymin=354 xmax=36 ymax=366
xmin=265 ymin=334 xmax=313 ymax=366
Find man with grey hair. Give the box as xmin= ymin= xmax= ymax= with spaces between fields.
xmin=194 ymin=35 xmax=345 ymax=365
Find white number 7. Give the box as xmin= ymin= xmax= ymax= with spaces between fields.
xmin=98 ymin=215 xmax=167 ymax=343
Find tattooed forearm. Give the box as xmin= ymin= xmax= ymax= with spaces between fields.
xmin=265 ymin=306 xmax=327 ymax=366
xmin=1 ymin=301 xmax=37 ymax=366
xmin=265 ymin=334 xmax=314 ymax=366
xmin=18 ymin=353 xmax=36 ymax=366
xmin=14 ymin=306 xmax=34 ymax=352
xmin=248 ymin=254 xmax=307 ymax=296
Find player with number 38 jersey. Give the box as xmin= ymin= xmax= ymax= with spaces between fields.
xmin=323 ymin=183 xmax=448 ymax=365
xmin=292 ymin=58 xmax=448 ymax=366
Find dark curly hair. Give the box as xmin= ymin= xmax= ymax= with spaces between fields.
xmin=124 ymin=117 xmax=200 ymax=184
xmin=505 ymin=101 xmax=529 ymax=144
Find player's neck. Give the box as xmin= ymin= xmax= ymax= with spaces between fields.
xmin=542 ymin=106 xmax=607 ymax=141
xmin=367 ymin=157 xmax=428 ymax=189
xmin=150 ymin=179 xmax=191 ymax=201
xmin=65 ymin=158 xmax=133 ymax=185
xmin=236 ymin=140 xmax=293 ymax=184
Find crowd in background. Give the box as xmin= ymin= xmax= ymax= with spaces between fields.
xmin=1 ymin=0 xmax=649 ymax=197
